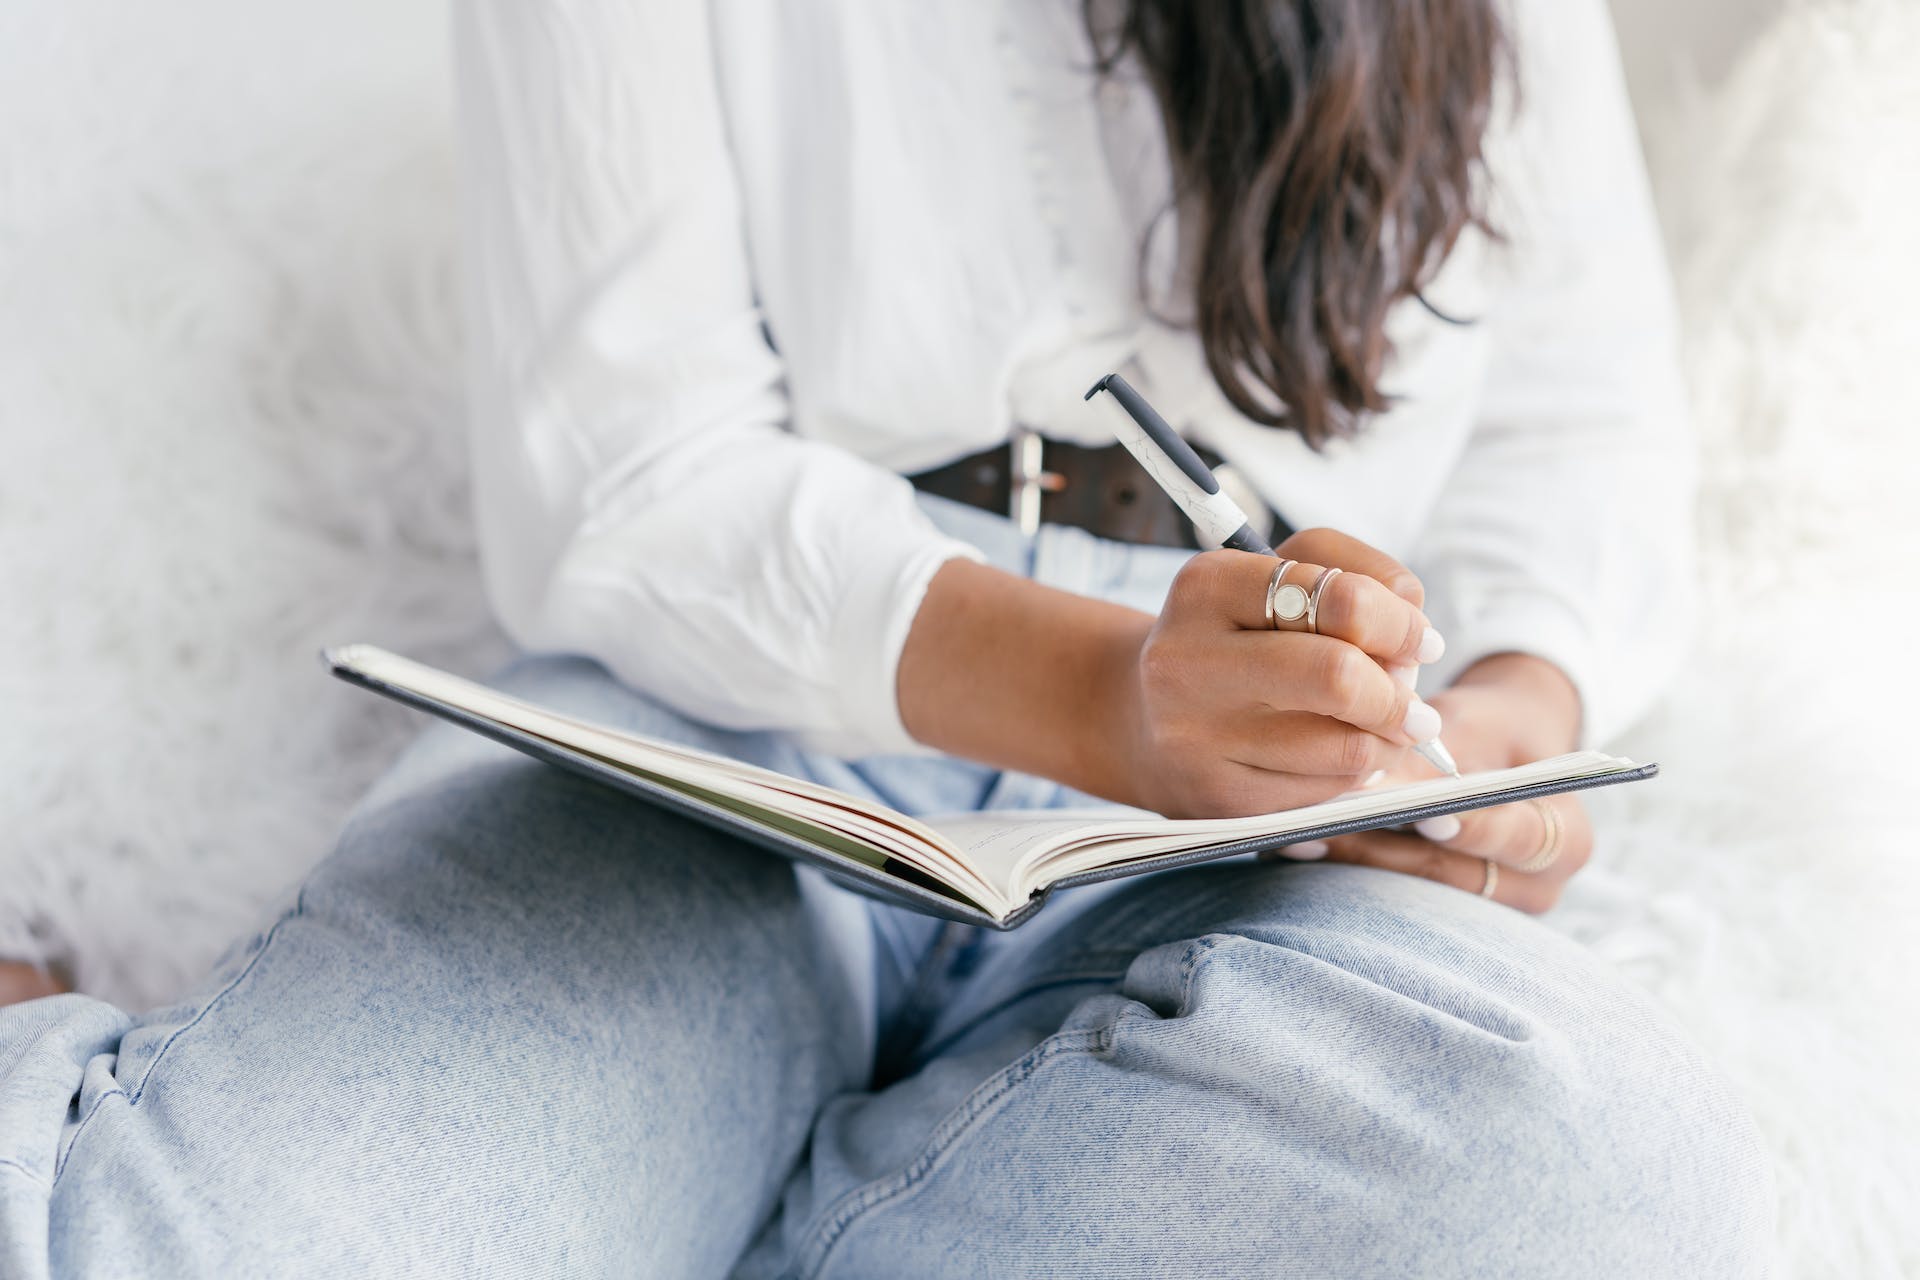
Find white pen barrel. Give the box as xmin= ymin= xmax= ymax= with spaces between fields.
xmin=1087 ymin=392 xmax=1267 ymax=552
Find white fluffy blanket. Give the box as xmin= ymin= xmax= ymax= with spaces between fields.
xmin=1 ymin=1 xmax=1914 ymax=1271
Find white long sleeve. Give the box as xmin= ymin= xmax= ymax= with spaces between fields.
xmin=1406 ymin=0 xmax=1696 ymax=749
xmin=454 ymin=0 xmax=1694 ymax=758
xmin=454 ymin=0 xmax=981 ymax=757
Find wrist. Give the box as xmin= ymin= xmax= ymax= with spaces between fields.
xmin=1450 ymin=651 xmax=1583 ymax=755
xmin=1070 ymin=612 xmax=1157 ymax=804
xmin=898 ymin=558 xmax=1158 ymax=801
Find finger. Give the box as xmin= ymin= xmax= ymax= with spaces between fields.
xmin=1174 ymin=759 xmax=1374 ymax=818
xmin=1215 ymin=708 xmax=1414 ymax=780
xmin=1276 ymin=527 xmax=1426 ymax=609
xmin=1224 ymin=631 xmax=1445 ymax=749
xmin=0 ymin=962 xmax=67 ymax=1005
xmin=1169 ymin=549 xmax=1305 ymax=633
xmin=1408 ymin=795 xmax=1591 ymax=876
xmin=1270 ymin=559 xmax=1444 ymax=667
xmin=1318 ymin=830 xmax=1563 ymax=914
xmin=1258 ymin=837 xmax=1332 ymax=862
xmin=1189 ymin=551 xmax=1439 ymax=668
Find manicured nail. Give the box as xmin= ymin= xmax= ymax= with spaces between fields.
xmin=1391 ymin=664 xmax=1420 ymax=691
xmin=1362 ymin=769 xmax=1387 ymax=787
xmin=1286 ymin=840 xmax=1331 ymax=859
xmin=1418 ymin=627 xmax=1446 ymax=664
xmin=1402 ymin=699 xmax=1442 ymax=744
xmin=1415 ymin=815 xmax=1462 ymax=842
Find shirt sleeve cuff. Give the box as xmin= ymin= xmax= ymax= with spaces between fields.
xmin=806 ymin=534 xmax=988 ymax=760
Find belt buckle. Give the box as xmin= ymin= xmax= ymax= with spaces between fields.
xmin=1008 ymin=427 xmax=1065 ymax=536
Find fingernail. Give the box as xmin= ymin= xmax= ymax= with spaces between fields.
xmin=1391 ymin=664 xmax=1420 ymax=691
xmin=1402 ymin=699 xmax=1442 ymax=743
xmin=1418 ymin=626 xmax=1446 ymax=664
xmin=1285 ymin=840 xmax=1331 ymax=859
xmin=1415 ymin=815 xmax=1462 ymax=842
xmin=1362 ymin=769 xmax=1387 ymax=787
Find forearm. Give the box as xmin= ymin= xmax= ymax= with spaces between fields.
xmin=897 ymin=558 xmax=1150 ymax=803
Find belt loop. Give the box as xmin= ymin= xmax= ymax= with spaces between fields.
xmin=1009 ymin=427 xmax=1046 ymax=536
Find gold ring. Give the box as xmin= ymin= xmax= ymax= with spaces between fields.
xmin=1305 ymin=567 xmax=1343 ymax=635
xmin=1515 ymin=800 xmax=1565 ymax=874
xmin=1264 ymin=560 xmax=1306 ymax=630
xmin=1479 ymin=858 xmax=1499 ymax=899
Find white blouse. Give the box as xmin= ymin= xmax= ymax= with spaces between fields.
xmin=453 ymin=0 xmax=1694 ymax=758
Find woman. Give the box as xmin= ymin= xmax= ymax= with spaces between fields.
xmin=0 ymin=0 xmax=1771 ymax=1275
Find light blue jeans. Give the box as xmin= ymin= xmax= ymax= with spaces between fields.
xmin=0 ymin=496 xmax=1772 ymax=1277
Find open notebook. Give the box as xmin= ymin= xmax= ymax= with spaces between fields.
xmin=326 ymin=645 xmax=1657 ymax=929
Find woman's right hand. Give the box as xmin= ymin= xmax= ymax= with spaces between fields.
xmin=1105 ymin=528 xmax=1447 ymax=818
xmin=900 ymin=527 xmax=1445 ymax=820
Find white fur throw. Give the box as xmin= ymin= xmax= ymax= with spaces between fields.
xmin=1554 ymin=2 xmax=1920 ymax=1272
xmin=0 ymin=1 xmax=1913 ymax=1271
xmin=0 ymin=1 xmax=506 ymax=998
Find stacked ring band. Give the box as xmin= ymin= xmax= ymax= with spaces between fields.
xmin=1305 ymin=567 xmax=1343 ymax=635
xmin=1516 ymin=800 xmax=1566 ymax=874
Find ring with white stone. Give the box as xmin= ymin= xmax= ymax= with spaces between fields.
xmin=1305 ymin=566 xmax=1343 ymax=635
xmin=1515 ymin=800 xmax=1566 ymax=874
xmin=1264 ymin=560 xmax=1308 ymax=630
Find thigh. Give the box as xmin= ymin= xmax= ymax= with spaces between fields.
xmin=12 ymin=664 xmax=875 ymax=1279
xmin=741 ymin=862 xmax=1774 ymax=1279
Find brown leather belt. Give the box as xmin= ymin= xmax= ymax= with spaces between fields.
xmin=907 ymin=430 xmax=1289 ymax=550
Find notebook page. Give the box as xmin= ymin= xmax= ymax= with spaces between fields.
xmin=335 ymin=647 xmax=949 ymax=836
xmin=329 ymin=646 xmax=1001 ymax=907
xmin=928 ymin=751 xmax=1642 ymax=905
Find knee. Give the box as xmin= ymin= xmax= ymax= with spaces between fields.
xmin=1084 ymin=864 xmax=1776 ymax=1274
xmin=319 ymin=757 xmax=810 ymax=958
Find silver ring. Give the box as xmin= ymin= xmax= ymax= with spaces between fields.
xmin=1305 ymin=567 xmax=1343 ymax=635
xmin=1479 ymin=858 xmax=1499 ymax=899
xmin=1264 ymin=560 xmax=1305 ymax=630
xmin=1515 ymin=801 xmax=1565 ymax=874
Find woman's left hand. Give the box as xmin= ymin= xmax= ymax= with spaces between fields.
xmin=1285 ymin=653 xmax=1591 ymax=914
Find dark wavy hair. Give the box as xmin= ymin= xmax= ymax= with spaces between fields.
xmin=1090 ymin=0 xmax=1509 ymax=449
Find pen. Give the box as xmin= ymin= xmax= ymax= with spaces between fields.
xmin=1085 ymin=372 xmax=1462 ymax=779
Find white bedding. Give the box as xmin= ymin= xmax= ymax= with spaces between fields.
xmin=1 ymin=1 xmax=1914 ymax=1271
